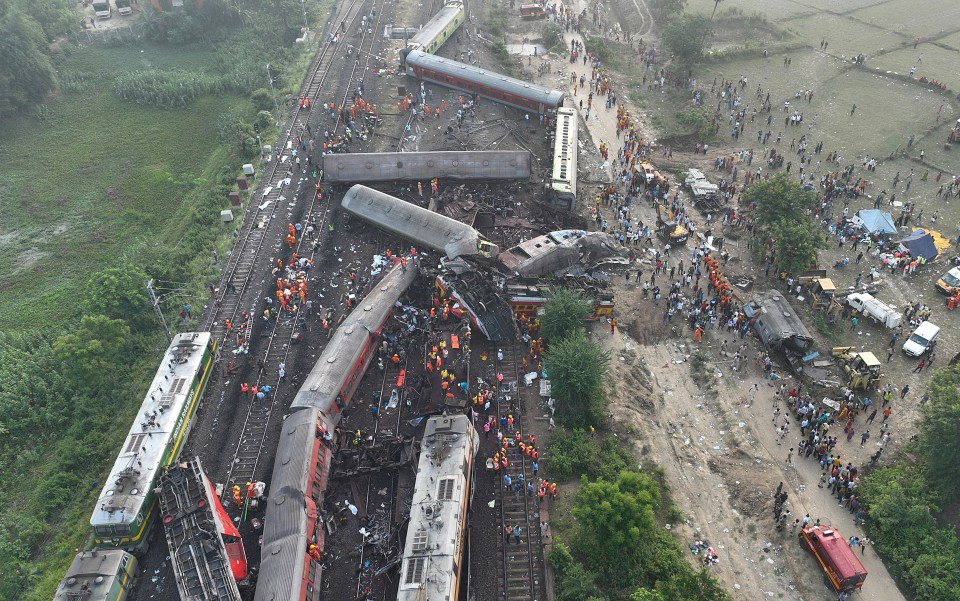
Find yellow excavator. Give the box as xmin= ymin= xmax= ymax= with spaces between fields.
xmin=656 ymin=204 xmax=689 ymax=245
xmin=831 ymin=347 xmax=883 ymax=390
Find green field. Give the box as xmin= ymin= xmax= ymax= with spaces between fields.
xmin=0 ymin=46 xmax=245 ymax=328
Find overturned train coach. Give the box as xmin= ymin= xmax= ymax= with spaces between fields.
xmin=404 ymin=49 xmax=564 ymax=115
xmin=341 ymin=184 xmax=499 ymax=260
xmin=322 ymin=151 xmax=531 ymax=183
xmin=254 ymin=261 xmax=419 ymax=601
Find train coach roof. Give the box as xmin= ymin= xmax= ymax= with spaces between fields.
xmin=408 ymin=1 xmax=464 ymax=48
xmin=255 ymin=409 xmax=316 ymax=601
xmin=91 ymin=332 xmax=212 ymax=529
xmin=341 ymin=184 xmax=494 ymax=260
xmin=322 ymin=151 xmax=531 ymax=183
xmin=291 ymin=261 xmax=419 ymax=412
xmin=56 ymin=550 xmax=132 ymax=601
xmin=405 ymin=50 xmax=564 ymax=107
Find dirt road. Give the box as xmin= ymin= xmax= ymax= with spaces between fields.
xmin=596 ymin=284 xmax=907 ymax=600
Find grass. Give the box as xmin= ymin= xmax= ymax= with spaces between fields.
xmin=584 ymin=36 xmax=622 ymax=70
xmin=491 ymin=41 xmax=519 ymax=76
xmin=0 ymin=45 xmax=245 ymax=329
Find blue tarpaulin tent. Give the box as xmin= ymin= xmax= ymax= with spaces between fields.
xmin=899 ymin=230 xmax=939 ymax=261
xmin=856 ymin=210 xmax=897 ymax=234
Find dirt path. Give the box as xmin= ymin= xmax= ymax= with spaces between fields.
xmin=596 ymin=282 xmax=907 ymax=599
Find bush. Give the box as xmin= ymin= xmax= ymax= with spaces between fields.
xmin=251 ymin=88 xmax=275 ymax=112
xmin=113 ymin=69 xmax=225 ymax=109
xmin=689 ymin=350 xmax=716 ymax=392
xmin=548 ymin=429 xmax=634 ymax=482
xmin=542 ymin=23 xmax=563 ymax=51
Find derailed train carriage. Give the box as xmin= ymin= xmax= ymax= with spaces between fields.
xmin=254 ymin=261 xmax=419 ymax=601
xmin=341 ymin=184 xmax=499 ymax=260
xmin=404 ymin=50 xmax=565 ymax=115
xmin=322 ymin=151 xmax=531 ymax=183
xmin=400 ymin=0 xmax=465 ymax=62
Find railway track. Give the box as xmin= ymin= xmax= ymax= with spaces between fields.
xmin=495 ymin=344 xmax=545 ymax=601
xmin=213 ymin=0 xmax=389 ymax=495
xmin=201 ymin=0 xmax=372 ymax=344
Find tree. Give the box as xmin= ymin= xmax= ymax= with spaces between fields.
xmin=655 ymin=569 xmax=731 ymax=601
xmin=83 ymin=265 xmax=153 ymax=330
xmin=770 ymin=218 xmax=825 ymax=276
xmin=663 ymin=14 xmax=711 ymax=64
xmin=0 ymin=9 xmax=57 ymax=117
xmin=19 ymin=0 xmax=76 ymax=41
xmin=917 ymin=367 xmax=960 ymax=498
xmin=540 ymin=289 xmax=592 ymax=343
xmin=743 ymin=173 xmax=824 ymax=274
xmin=217 ymin=109 xmax=258 ymax=158
xmin=632 ymin=589 xmax=666 ymax=601
xmin=742 ymin=172 xmax=819 ymax=228
xmin=543 ymin=331 xmax=610 ymax=427
xmin=649 ymin=0 xmax=687 ymax=19
xmin=572 ymin=471 xmax=662 ymax=588
xmin=675 ymin=108 xmax=715 ymax=142
xmin=251 ymin=88 xmax=276 ymax=112
xmin=53 ymin=315 xmax=130 ymax=391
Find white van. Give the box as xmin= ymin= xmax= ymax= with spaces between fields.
xmin=902 ymin=321 xmax=940 ymax=357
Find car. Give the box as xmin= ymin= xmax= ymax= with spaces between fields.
xmin=902 ymin=321 xmax=940 ymax=357
xmin=935 ymin=266 xmax=960 ymax=294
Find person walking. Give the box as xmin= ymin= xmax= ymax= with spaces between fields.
xmin=914 ymin=358 xmax=926 ymax=372
xmin=860 ymin=430 xmax=870 ymax=447
xmin=900 ymin=384 xmax=910 ymax=399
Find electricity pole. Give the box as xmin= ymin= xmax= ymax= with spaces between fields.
xmin=265 ymin=64 xmax=282 ymax=126
xmin=146 ymin=279 xmax=172 ymax=343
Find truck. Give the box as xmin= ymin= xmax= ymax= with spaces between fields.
xmin=520 ymin=4 xmax=547 ymax=19
xmin=799 ymin=526 xmax=867 ymax=594
xmin=91 ymin=0 xmax=112 ymax=19
xmin=635 ymin=162 xmax=655 ymax=185
xmin=845 ymin=292 xmax=902 ymax=329
xmin=684 ymin=168 xmax=719 ymax=200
